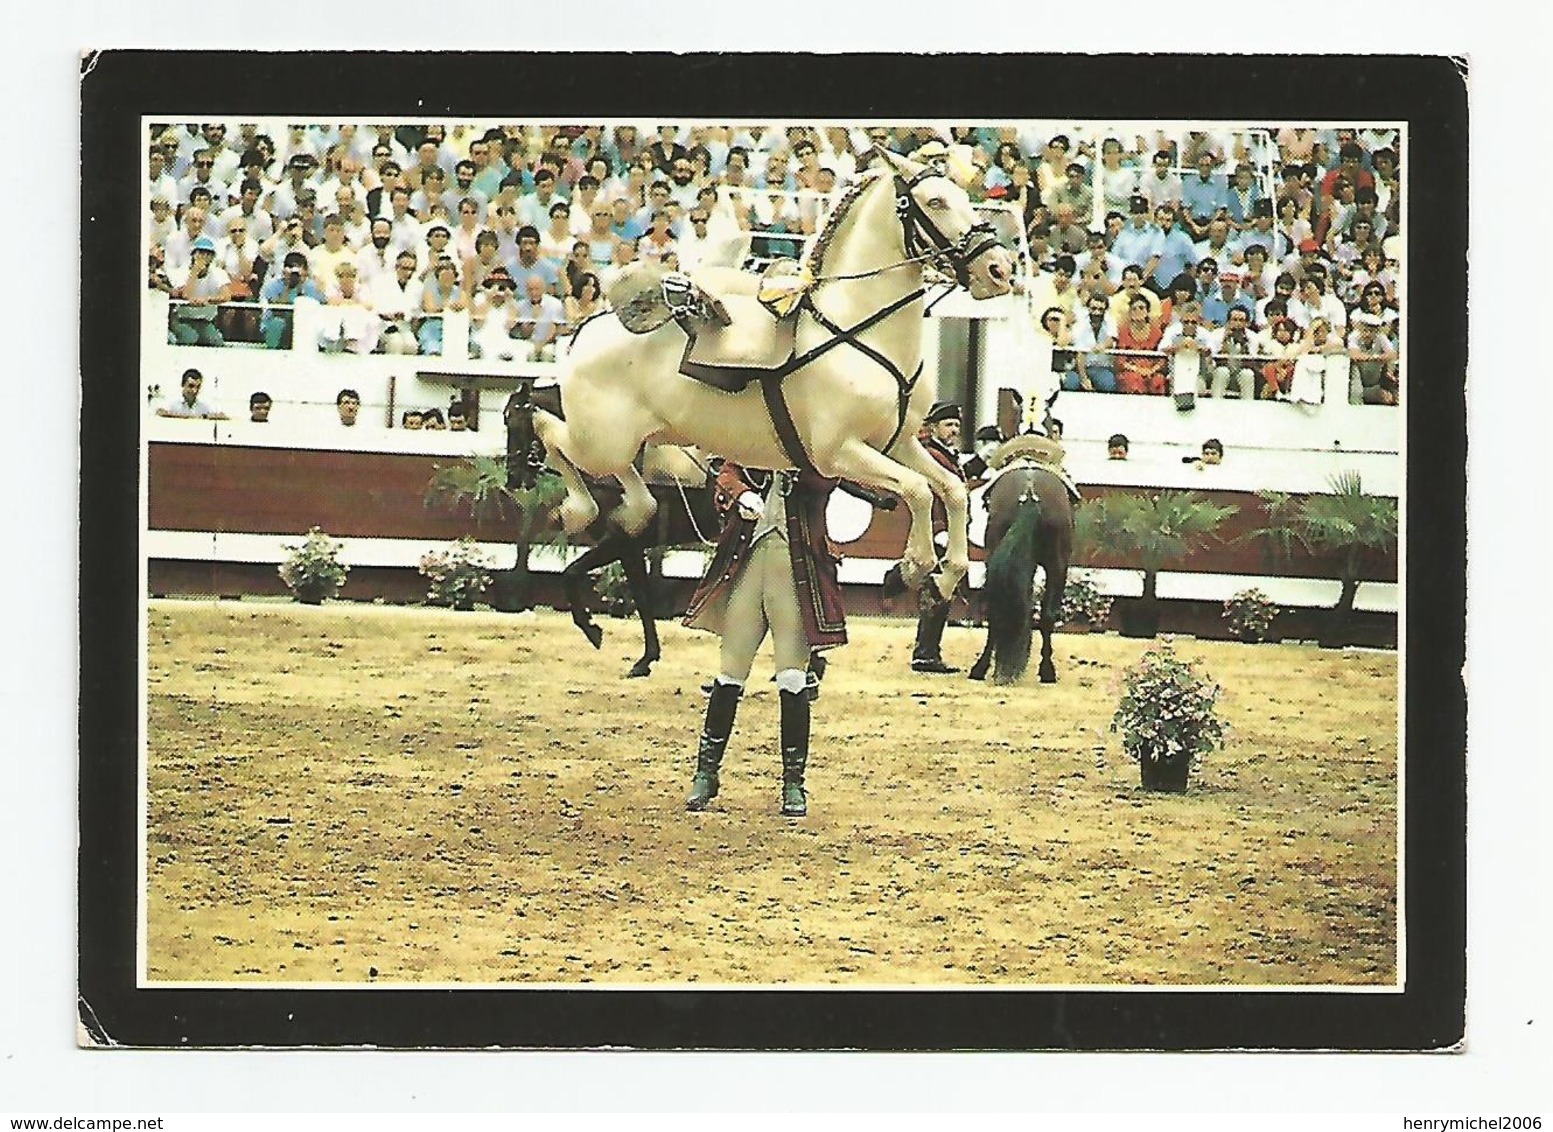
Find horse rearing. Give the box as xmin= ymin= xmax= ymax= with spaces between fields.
xmin=530 ymin=148 xmax=1015 ymax=608
xmin=969 ymin=463 xmax=1075 ymax=685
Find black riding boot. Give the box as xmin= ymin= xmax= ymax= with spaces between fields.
xmin=912 ymin=598 xmax=960 ymax=673
xmin=779 ymin=688 xmax=810 ymax=817
xmin=686 ymin=681 xmax=741 ymax=811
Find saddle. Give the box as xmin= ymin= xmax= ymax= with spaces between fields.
xmin=985 ymin=433 xmax=1082 ymax=502
xmin=607 ymin=261 xmax=807 ymax=394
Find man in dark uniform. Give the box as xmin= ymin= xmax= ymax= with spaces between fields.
xmin=681 ymin=461 xmax=846 ymax=818
xmin=912 ymin=401 xmax=967 ymax=674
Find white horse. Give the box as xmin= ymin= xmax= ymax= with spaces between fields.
xmin=533 ymin=148 xmax=1015 ymax=599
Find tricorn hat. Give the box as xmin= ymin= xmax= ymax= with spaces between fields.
xmin=925 ymin=401 xmax=961 ymax=425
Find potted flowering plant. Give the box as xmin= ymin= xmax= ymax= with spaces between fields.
xmin=277 ymin=527 xmax=349 ymax=605
xmin=1032 ymin=569 xmax=1114 ymax=632
xmin=1223 ymin=587 xmax=1279 ymax=643
xmin=419 ymin=537 xmax=496 ymax=610
xmin=1110 ymin=642 xmax=1227 ymax=792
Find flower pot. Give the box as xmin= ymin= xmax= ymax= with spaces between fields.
xmin=1060 ymin=622 xmax=1092 ymax=635
xmin=1139 ymin=750 xmax=1191 ymax=792
xmin=292 ymin=584 xmax=329 ymax=606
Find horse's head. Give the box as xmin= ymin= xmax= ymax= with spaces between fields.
xmin=503 ymin=386 xmax=547 ymax=491
xmin=877 ymin=148 xmax=1015 ymax=300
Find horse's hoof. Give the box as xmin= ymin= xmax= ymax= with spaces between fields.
xmin=582 ymin=623 xmax=604 ymax=649
xmin=1039 ymin=671 xmax=1057 ymax=684
xmin=626 ymin=661 xmax=652 ymax=678
xmin=967 ymin=667 xmax=987 ymax=682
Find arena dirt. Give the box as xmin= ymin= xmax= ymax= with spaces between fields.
xmin=145 ymin=599 xmax=1398 ymax=987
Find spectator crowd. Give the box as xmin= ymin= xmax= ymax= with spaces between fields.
xmin=146 ymin=120 xmax=1402 ymax=407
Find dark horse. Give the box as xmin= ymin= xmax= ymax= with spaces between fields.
xmin=505 ymin=384 xmax=719 ymax=678
xmin=967 ymin=462 xmax=1075 ymax=685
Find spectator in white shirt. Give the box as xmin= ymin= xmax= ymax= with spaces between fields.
xmin=371 ymin=250 xmax=423 ymax=355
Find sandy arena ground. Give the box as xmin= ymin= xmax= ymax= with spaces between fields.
xmin=144 ymin=598 xmax=1398 ymax=987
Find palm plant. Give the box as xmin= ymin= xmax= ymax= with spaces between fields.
xmin=425 ymin=455 xmax=570 ymax=611
xmin=1078 ymin=491 xmax=1238 ymax=637
xmin=1250 ymin=471 xmax=1397 ymax=645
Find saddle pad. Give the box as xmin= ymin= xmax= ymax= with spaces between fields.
xmin=683 ymin=292 xmax=797 ymax=370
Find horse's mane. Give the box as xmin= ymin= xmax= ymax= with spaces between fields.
xmin=805 ymin=167 xmax=888 ymax=280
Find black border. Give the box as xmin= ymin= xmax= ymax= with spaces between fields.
xmin=81 ymin=51 xmax=1466 ymax=1050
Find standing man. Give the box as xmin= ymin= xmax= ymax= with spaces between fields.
xmin=911 ymin=402 xmax=967 ymax=675
xmin=682 ymin=462 xmax=846 ymax=818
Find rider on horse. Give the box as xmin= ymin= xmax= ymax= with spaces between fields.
xmin=681 ymin=461 xmax=846 ymax=818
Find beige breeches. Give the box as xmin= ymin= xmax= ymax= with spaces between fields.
xmin=718 ymin=534 xmax=810 ymax=685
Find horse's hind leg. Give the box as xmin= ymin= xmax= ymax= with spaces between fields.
xmin=967 ymin=631 xmax=994 ymax=681
xmin=618 ymin=547 xmax=659 ymax=678
xmin=1038 ymin=559 xmax=1065 ymax=684
xmin=561 ymin=540 xmax=621 ymax=650
xmin=531 ymin=410 xmax=600 ymax=536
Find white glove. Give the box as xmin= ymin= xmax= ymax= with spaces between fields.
xmin=736 ymin=490 xmax=764 ymax=522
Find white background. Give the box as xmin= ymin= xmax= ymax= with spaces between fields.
xmin=4 ymin=2 xmax=1546 ymax=1118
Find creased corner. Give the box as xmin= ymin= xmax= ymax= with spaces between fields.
xmin=78 ymin=994 xmax=119 ymax=1047
xmin=80 ymin=49 xmax=101 ymax=79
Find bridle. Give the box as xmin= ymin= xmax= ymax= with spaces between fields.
xmin=891 ymin=168 xmax=1004 ymax=289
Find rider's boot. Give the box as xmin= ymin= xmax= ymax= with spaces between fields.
xmin=779 ymin=688 xmax=810 ymax=818
xmin=686 ymin=679 xmax=741 ymax=812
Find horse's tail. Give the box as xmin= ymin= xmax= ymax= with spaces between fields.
xmin=984 ymin=491 xmax=1043 ymax=685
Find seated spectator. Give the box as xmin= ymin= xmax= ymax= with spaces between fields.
xmin=372 ymin=250 xmax=423 ymax=355
xmin=1028 ymin=255 xmax=1081 ymax=328
xmin=1152 ymin=204 xmax=1202 ymax=295
xmin=1068 ymin=294 xmax=1118 ymax=393
xmin=1193 ymin=218 xmax=1238 ymax=276
xmin=418 ymin=257 xmax=467 ymax=356
xmin=1180 ymin=151 xmax=1227 ymax=240
xmin=1348 ymin=249 xmax=1397 ymax=311
xmin=1207 ymin=306 xmax=1261 ymax=400
xmin=510 ymin=226 xmax=561 ymax=297
xmin=149 ymin=195 xmax=177 ymax=255
xmin=164 ymin=204 xmax=211 ymax=276
xmin=1107 ymin=433 xmax=1130 ymax=460
xmin=1139 ymin=150 xmax=1182 ymax=211
xmin=1257 ymin=274 xmax=1300 ymax=330
xmin=168 ymin=236 xmax=232 ymax=347
xmin=638 ymin=211 xmax=678 ymax=265
xmin=308 ymin=214 xmax=355 ymax=289
xmin=319 ymin=262 xmax=379 ymax=355
xmin=259 ymin=252 xmax=325 ymax=350
xmin=1200 ymin=267 xmax=1256 ymax=329
xmin=156 ymin=367 xmax=229 ymax=419
xmin=1241 ymin=242 xmax=1276 ymax=303
xmin=1115 ymin=295 xmax=1166 ymax=395
xmin=422 ymin=407 xmax=447 ymax=430
xmin=1157 ymin=273 xmax=1199 ymax=330
xmin=1160 ymin=300 xmax=1214 ymax=409
xmin=1224 ymin=164 xmax=1262 ymax=228
xmin=336 ymin=388 xmax=362 ymax=427
xmin=217 ymin=178 xmax=275 ymax=245
xmin=1110 ymin=198 xmax=1160 ymax=286
xmin=1347 ymin=313 xmax=1399 ymax=405
xmin=469 ymin=267 xmax=521 ymax=360
xmin=1107 ymin=263 xmax=1162 ymax=327
xmin=513 ymin=275 xmax=567 ymax=361
xmin=1074 ymin=228 xmax=1122 ymax=299
xmin=540 ymin=200 xmax=575 ymax=263
xmin=1354 ymin=278 xmax=1399 ymax=337
xmin=565 ymin=272 xmax=605 ymax=326
xmin=401 ymin=408 xmax=424 ymax=430
xmin=248 ymin=390 xmax=272 ymax=423
xmin=1260 ymin=318 xmax=1306 ymax=400
xmin=1292 ymin=275 xmax=1347 ymax=335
